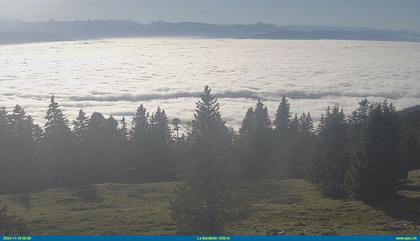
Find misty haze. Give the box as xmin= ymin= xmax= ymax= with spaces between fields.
xmin=0 ymin=0 xmax=420 ymax=238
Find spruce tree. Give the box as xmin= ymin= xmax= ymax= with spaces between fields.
xmin=170 ymin=86 xmax=248 ymax=235
xmin=73 ymin=109 xmax=88 ymax=140
xmin=120 ymin=117 xmax=128 ymax=141
xmin=42 ymin=96 xmax=76 ymax=187
xmin=0 ymin=107 xmax=8 ymax=132
xmin=171 ymin=118 xmax=181 ymax=140
xmin=286 ymin=112 xmax=315 ymax=178
xmin=131 ymin=105 xmax=149 ymax=141
xmin=274 ymin=97 xmax=292 ymax=135
xmin=345 ymin=102 xmax=403 ymax=201
xmin=129 ymin=105 xmax=151 ymax=182
xmin=404 ymin=133 xmax=420 ymax=169
xmin=310 ymin=106 xmax=349 ymax=197
xmin=237 ymin=100 xmax=273 ymax=178
xmin=272 ymin=97 xmax=295 ymax=178
xmin=0 ymin=106 xmax=40 ymax=193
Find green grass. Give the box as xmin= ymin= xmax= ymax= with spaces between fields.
xmin=1 ymin=170 xmax=420 ymax=235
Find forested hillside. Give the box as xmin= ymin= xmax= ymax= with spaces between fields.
xmin=0 ymin=86 xmax=419 ymax=235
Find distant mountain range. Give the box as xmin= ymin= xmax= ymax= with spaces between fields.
xmin=1 ymin=19 xmax=420 ymax=45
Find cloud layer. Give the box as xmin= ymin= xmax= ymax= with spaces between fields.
xmin=0 ymin=38 xmax=419 ymax=128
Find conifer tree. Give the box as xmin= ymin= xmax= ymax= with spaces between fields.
xmin=310 ymin=106 xmax=349 ymax=197
xmin=147 ymin=107 xmax=174 ymax=181
xmin=170 ymin=86 xmax=248 ymax=235
xmin=238 ymin=100 xmax=273 ymax=178
xmin=120 ymin=117 xmax=128 ymax=141
xmin=272 ymin=97 xmax=295 ymax=177
xmin=131 ymin=105 xmax=149 ymax=141
xmin=274 ymin=97 xmax=291 ymax=135
xmin=171 ymin=118 xmax=181 ymax=140
xmin=73 ymin=109 xmax=88 ymax=140
xmin=129 ymin=105 xmax=151 ymax=181
xmin=404 ymin=133 xmax=420 ymax=169
xmin=0 ymin=107 xmax=8 ymax=131
xmin=345 ymin=102 xmax=403 ymax=201
xmin=42 ymin=96 xmax=76 ymax=187
xmin=286 ymin=112 xmax=315 ymax=178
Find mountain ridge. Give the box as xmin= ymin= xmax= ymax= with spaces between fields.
xmin=1 ymin=19 xmax=420 ymax=45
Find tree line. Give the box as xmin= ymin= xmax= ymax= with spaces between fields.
xmin=0 ymin=86 xmax=419 ymax=234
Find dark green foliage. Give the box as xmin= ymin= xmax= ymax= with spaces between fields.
xmin=287 ymin=113 xmax=314 ymax=178
xmin=238 ymin=100 xmax=273 ymax=178
xmin=345 ymin=102 xmax=404 ymax=202
xmin=403 ymin=133 xmax=420 ymax=170
xmin=0 ymin=88 xmax=416 ymax=214
xmin=274 ymin=97 xmax=292 ymax=136
xmin=309 ymin=106 xmax=349 ymax=197
xmin=41 ymin=96 xmax=77 ymax=187
xmin=171 ymin=118 xmax=181 ymax=140
xmin=147 ymin=107 xmax=174 ymax=181
xmin=73 ymin=109 xmax=88 ymax=140
xmin=0 ymin=105 xmax=41 ymax=193
xmin=120 ymin=117 xmax=128 ymax=141
xmin=400 ymin=105 xmax=420 ymax=171
xmin=170 ymin=86 xmax=248 ymax=235
xmin=129 ymin=105 xmax=175 ymax=182
xmin=272 ymin=97 xmax=293 ymax=178
xmin=272 ymin=97 xmax=315 ymax=179
xmin=82 ymin=113 xmax=125 ymax=184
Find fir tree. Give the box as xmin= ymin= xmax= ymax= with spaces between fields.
xmin=274 ymin=97 xmax=291 ymax=135
xmin=286 ymin=112 xmax=315 ymax=178
xmin=73 ymin=109 xmax=88 ymax=140
xmin=120 ymin=117 xmax=128 ymax=141
xmin=238 ymin=100 xmax=273 ymax=178
xmin=310 ymin=106 xmax=349 ymax=197
xmin=42 ymin=96 xmax=75 ymax=187
xmin=171 ymin=118 xmax=181 ymax=140
xmin=345 ymin=102 xmax=404 ymax=201
xmin=129 ymin=105 xmax=151 ymax=182
xmin=170 ymin=86 xmax=248 ymax=235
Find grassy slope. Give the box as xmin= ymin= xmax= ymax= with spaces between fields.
xmin=1 ymin=171 xmax=420 ymax=235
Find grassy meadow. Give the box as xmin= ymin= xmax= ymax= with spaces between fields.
xmin=1 ymin=170 xmax=420 ymax=235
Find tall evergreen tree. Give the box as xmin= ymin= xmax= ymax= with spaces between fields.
xmin=238 ymin=100 xmax=273 ymax=178
xmin=170 ymin=86 xmax=248 ymax=235
xmin=73 ymin=109 xmax=88 ymax=140
xmin=147 ymin=107 xmax=174 ymax=181
xmin=403 ymin=133 xmax=420 ymax=170
xmin=0 ymin=106 xmax=41 ymax=193
xmin=0 ymin=107 xmax=8 ymax=132
xmin=42 ymin=96 xmax=76 ymax=187
xmin=285 ymin=112 xmax=315 ymax=178
xmin=345 ymin=102 xmax=404 ymax=201
xmin=274 ymin=97 xmax=292 ymax=135
xmin=309 ymin=106 xmax=349 ymax=197
xmin=129 ymin=105 xmax=151 ymax=182
xmin=272 ymin=97 xmax=295 ymax=177
xmin=120 ymin=117 xmax=128 ymax=141
xmin=82 ymin=113 xmax=123 ymax=183
xmin=171 ymin=118 xmax=181 ymax=141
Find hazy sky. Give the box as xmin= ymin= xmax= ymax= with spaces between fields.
xmin=1 ymin=0 xmax=420 ymax=31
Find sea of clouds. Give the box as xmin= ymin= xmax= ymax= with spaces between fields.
xmin=0 ymin=38 xmax=419 ymax=130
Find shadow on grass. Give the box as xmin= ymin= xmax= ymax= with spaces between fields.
xmin=401 ymin=185 xmax=420 ymax=192
xmin=68 ymin=185 xmax=102 ymax=203
xmin=368 ymin=195 xmax=420 ymax=226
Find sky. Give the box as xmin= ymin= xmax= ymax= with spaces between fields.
xmin=0 ymin=0 xmax=420 ymax=31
